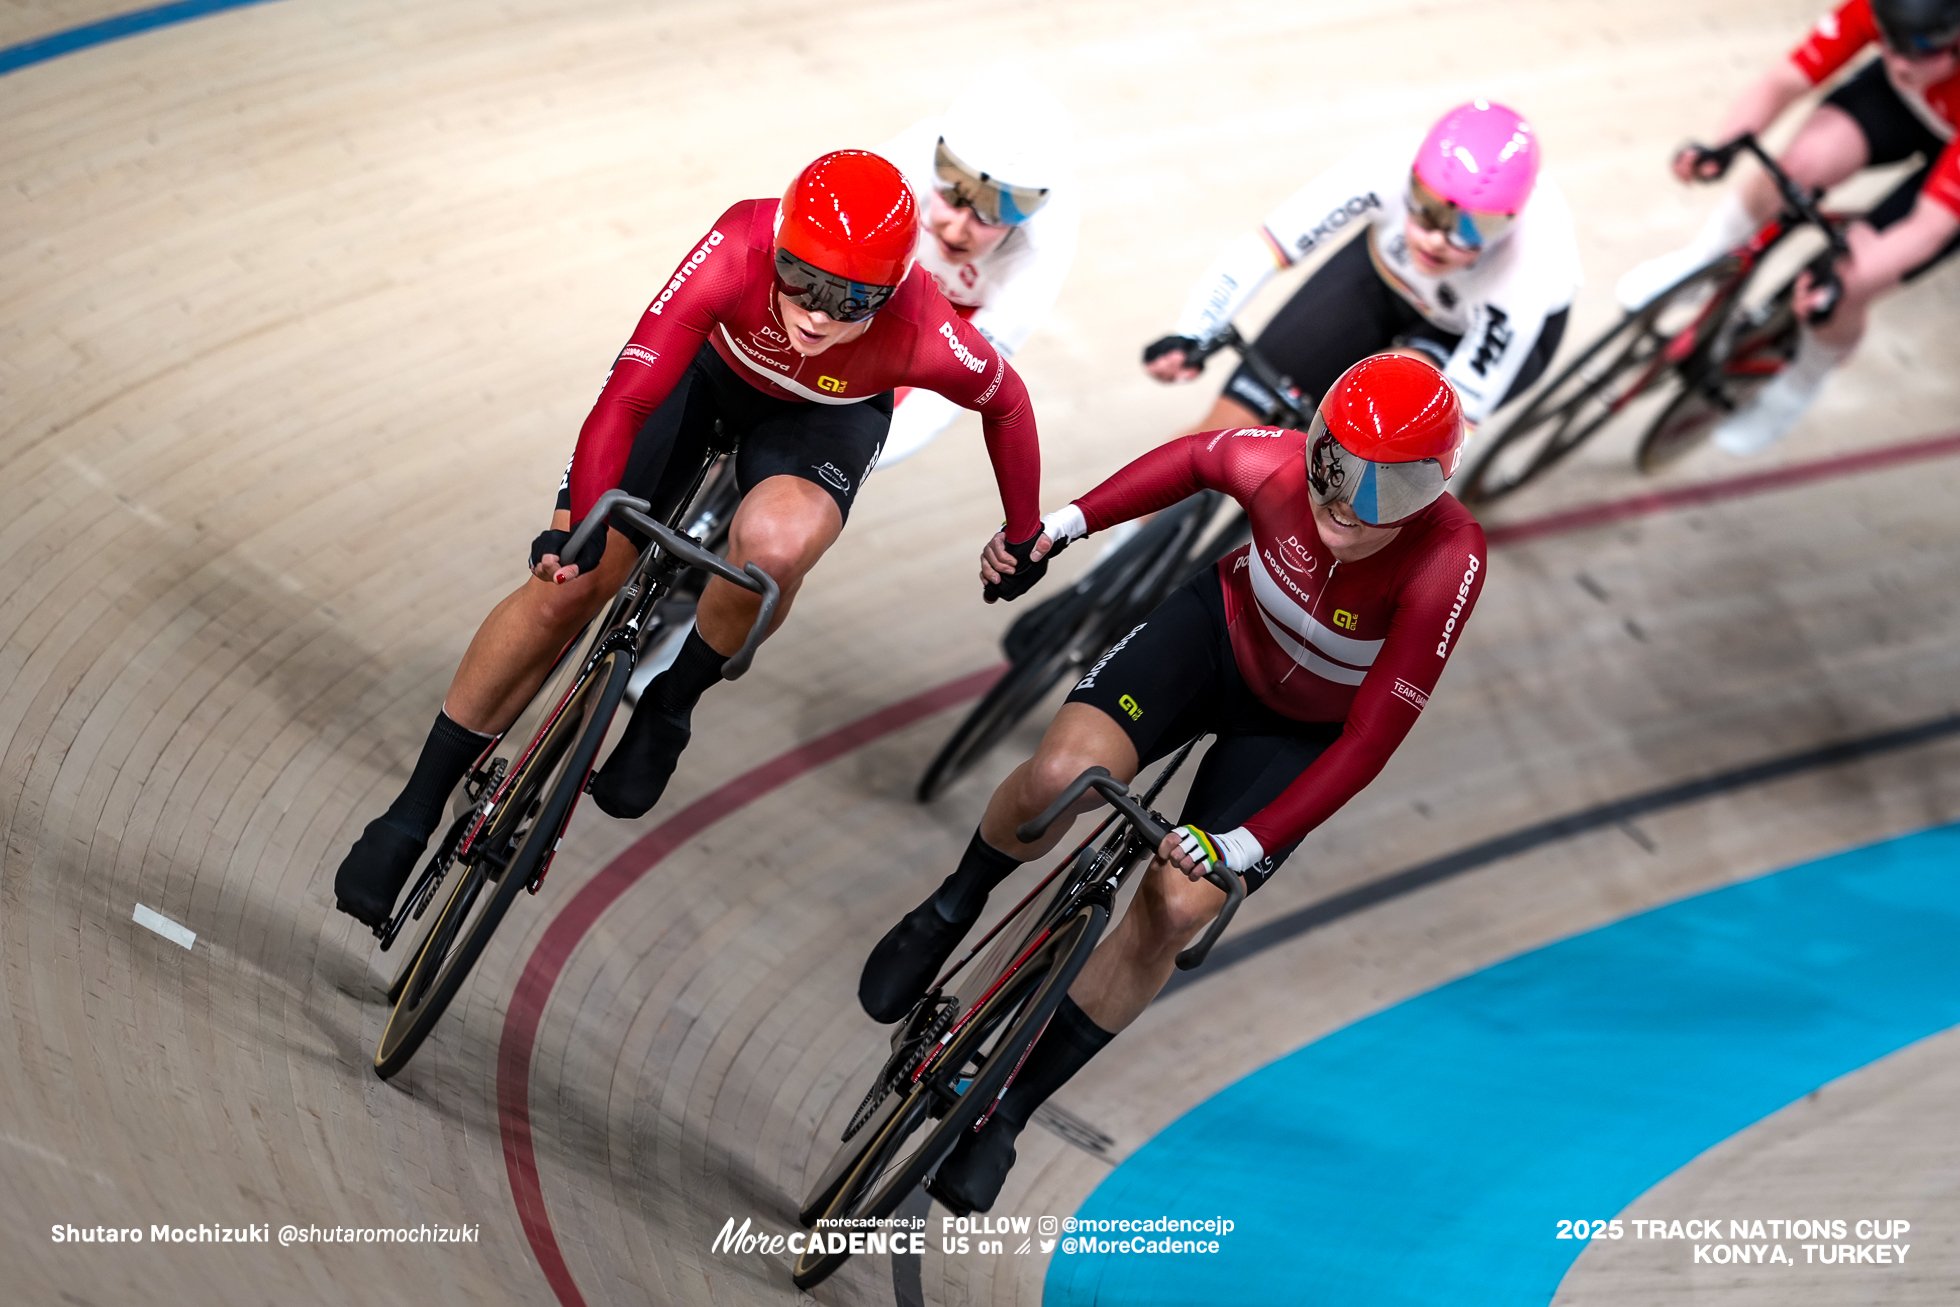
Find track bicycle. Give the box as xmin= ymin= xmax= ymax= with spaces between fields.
xmin=794 ymin=745 xmax=1244 ymax=1288
xmin=623 ymin=459 xmax=742 ymax=705
xmin=913 ymin=323 xmax=1310 ymax=803
xmin=370 ymin=470 xmax=780 ymax=1079
xmin=1458 ymin=133 xmax=1851 ymax=505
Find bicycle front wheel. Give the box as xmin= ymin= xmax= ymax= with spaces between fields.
xmin=373 ymin=649 xmax=631 ymax=1078
xmin=1634 ymin=292 xmax=1798 ymax=472
xmin=792 ymin=899 xmax=1106 ymax=1289
xmin=1458 ymin=256 xmax=1741 ymax=506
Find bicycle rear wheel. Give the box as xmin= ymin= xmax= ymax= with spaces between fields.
xmin=792 ymin=899 xmax=1106 ymax=1288
xmin=1458 ymin=257 xmax=1741 ymax=506
xmin=373 ymin=648 xmax=631 ymax=1078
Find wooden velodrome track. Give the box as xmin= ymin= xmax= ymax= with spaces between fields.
xmin=5 ymin=1 xmax=1959 ymax=1304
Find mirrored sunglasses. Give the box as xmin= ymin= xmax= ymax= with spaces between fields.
xmin=1305 ymin=414 xmax=1448 ymax=526
xmin=1405 ymin=173 xmax=1517 ymax=252
xmin=932 ymin=137 xmax=1052 ymax=228
xmin=773 ymin=248 xmax=896 ymax=324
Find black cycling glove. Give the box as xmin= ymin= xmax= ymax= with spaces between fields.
xmin=529 ymin=524 xmax=607 ymax=577
xmin=1142 ymin=335 xmax=1203 ymax=369
xmin=983 ymin=532 xmax=1067 ymax=604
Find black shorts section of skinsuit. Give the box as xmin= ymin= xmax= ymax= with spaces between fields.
xmin=556 ymin=340 xmax=894 ymax=544
xmin=1064 ymin=565 xmax=1342 ymax=892
xmin=1222 ymin=229 xmax=1570 ymax=415
xmin=1823 ymin=58 xmax=1960 ymax=279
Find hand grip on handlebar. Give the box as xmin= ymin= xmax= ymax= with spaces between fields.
xmin=558 ymin=489 xmax=647 ymax=574
xmin=1801 ymin=249 xmax=1844 ymax=326
xmin=1013 ymin=766 xmax=1245 ymax=971
xmin=1687 ymin=134 xmax=1849 ymax=261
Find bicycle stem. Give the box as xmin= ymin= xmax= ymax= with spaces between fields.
xmin=562 ymin=488 xmax=781 ymax=680
xmin=1017 ymin=766 xmax=1246 ymax=970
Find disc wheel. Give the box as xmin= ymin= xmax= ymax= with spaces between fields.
xmin=372 ymin=649 xmax=630 ymax=1079
xmin=791 ymin=901 xmax=1106 ymax=1289
xmin=1634 ymin=294 xmax=1798 ymax=472
xmin=1457 ymin=256 xmax=1742 ymax=506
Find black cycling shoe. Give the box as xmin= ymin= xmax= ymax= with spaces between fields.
xmin=858 ymin=896 xmax=978 ymax=1024
xmin=588 ymin=701 xmax=691 ymax=820
xmin=925 ymin=1118 xmax=1019 ymax=1216
xmin=332 ymin=818 xmax=428 ymax=931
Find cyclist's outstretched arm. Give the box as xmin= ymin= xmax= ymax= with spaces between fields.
xmin=1685 ymin=62 xmax=1813 ymax=180
xmin=562 ymin=200 xmax=757 ymax=526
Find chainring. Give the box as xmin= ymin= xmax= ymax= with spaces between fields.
xmin=841 ymin=994 xmax=959 ymax=1142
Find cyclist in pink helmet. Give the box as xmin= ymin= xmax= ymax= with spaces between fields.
xmin=1144 ymin=99 xmax=1579 ymax=439
xmin=1413 ymin=99 xmax=1543 ymax=230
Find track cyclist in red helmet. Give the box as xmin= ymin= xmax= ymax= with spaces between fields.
xmin=858 ymin=354 xmax=1487 ymax=1215
xmin=1144 ymin=100 xmax=1579 ymax=436
xmin=1616 ymin=0 xmax=1960 ymax=456
xmin=331 ymin=150 xmax=1050 ymax=931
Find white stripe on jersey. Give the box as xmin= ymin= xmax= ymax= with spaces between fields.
xmin=1248 ymin=545 xmax=1383 ymax=674
xmin=1253 ymin=605 xmax=1368 ymax=686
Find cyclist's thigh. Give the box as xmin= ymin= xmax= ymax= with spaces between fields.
xmin=1228 ymin=232 xmax=1417 ymax=411
xmin=1495 ymin=304 xmax=1570 ymax=409
xmin=1177 ymin=722 xmax=1339 ymax=893
xmin=1820 ymin=58 xmax=1941 ymax=169
xmin=1063 ymin=567 xmax=1233 ymax=766
xmin=555 ymin=342 xmax=726 ymax=541
xmin=735 ymin=389 xmax=894 ymax=526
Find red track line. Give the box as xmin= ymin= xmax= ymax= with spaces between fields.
xmin=1483 ymin=429 xmax=1960 ymax=546
xmin=495 ymin=426 xmax=1960 ymax=1305
xmin=495 ymin=665 xmax=1004 ymax=1306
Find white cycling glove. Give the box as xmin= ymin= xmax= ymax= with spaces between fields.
xmin=1040 ymin=503 xmax=1088 ymax=548
xmin=1171 ymin=824 xmax=1264 ymax=875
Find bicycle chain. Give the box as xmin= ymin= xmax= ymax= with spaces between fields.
xmin=841 ymin=995 xmax=959 ymax=1142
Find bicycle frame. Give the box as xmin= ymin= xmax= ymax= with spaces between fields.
xmin=377 ymin=470 xmax=779 ymax=947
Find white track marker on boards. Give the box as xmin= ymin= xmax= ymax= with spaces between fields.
xmin=133 ymin=904 xmax=195 ymax=950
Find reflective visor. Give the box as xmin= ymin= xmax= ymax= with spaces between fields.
xmin=1878 ymin=21 xmax=1960 ymax=57
xmin=772 ymin=248 xmax=896 ymax=323
xmin=933 ymin=137 xmax=1051 ymax=228
xmin=1305 ymin=413 xmax=1448 ymax=526
xmin=1405 ymin=173 xmax=1517 ymax=252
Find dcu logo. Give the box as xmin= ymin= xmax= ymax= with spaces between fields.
xmin=1276 ymin=535 xmax=1317 ymax=575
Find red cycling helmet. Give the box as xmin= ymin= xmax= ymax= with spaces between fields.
xmin=1306 ymin=354 xmax=1464 ymax=525
xmin=775 ymin=150 xmax=918 ymax=322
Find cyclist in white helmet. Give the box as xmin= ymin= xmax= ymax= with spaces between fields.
xmin=873 ymin=72 xmax=1081 ymax=468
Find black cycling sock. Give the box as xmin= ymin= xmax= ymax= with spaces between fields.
xmin=990 ymin=996 xmax=1115 ymax=1132
xmin=647 ymin=624 xmax=725 ymax=716
xmin=932 ymin=829 xmax=1022 ymax=923
xmin=380 ymin=710 xmax=493 ymax=841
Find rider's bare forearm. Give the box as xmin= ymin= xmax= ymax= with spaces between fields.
xmin=1713 ymin=61 xmax=1814 ymax=148
xmin=1851 ymin=201 xmax=1960 ymax=289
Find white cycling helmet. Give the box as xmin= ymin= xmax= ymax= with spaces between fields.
xmin=933 ymin=72 xmax=1072 ymax=227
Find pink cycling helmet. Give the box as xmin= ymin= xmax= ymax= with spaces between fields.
xmin=1413 ymin=99 xmax=1540 ymax=216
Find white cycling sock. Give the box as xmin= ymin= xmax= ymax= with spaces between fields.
xmin=1686 ymin=190 xmax=1758 ymax=265
xmin=1713 ymin=329 xmax=1849 ymax=456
